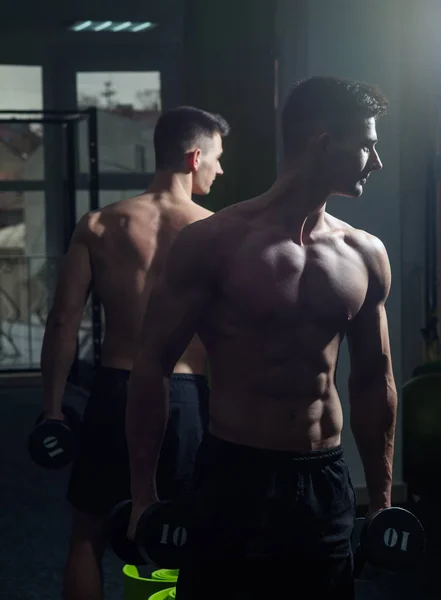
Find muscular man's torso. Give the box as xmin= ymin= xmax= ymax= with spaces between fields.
xmin=198 ymin=202 xmax=374 ymax=451
xmin=86 ymin=194 xmax=210 ymax=373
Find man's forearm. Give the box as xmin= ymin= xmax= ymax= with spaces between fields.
xmin=41 ymin=316 xmax=80 ymax=414
xmin=350 ymin=376 xmax=397 ymax=510
xmin=126 ymin=364 xmax=169 ymax=505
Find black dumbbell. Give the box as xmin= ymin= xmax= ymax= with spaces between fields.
xmin=28 ymin=405 xmax=82 ymax=470
xmin=352 ymin=507 xmax=426 ymax=578
xmin=136 ymin=497 xmax=191 ymax=568
xmin=107 ymin=500 xmax=145 ymax=565
xmin=107 ymin=497 xmax=191 ymax=568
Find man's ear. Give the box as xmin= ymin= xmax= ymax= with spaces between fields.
xmin=315 ymin=132 xmax=332 ymax=155
xmin=187 ymin=148 xmax=202 ymax=171
xmin=304 ymin=132 xmax=332 ymax=159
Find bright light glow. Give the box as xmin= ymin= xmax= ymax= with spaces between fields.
xmin=111 ymin=21 xmax=132 ymax=32
xmin=94 ymin=21 xmax=112 ymax=32
xmin=130 ymin=22 xmax=153 ymax=32
xmin=70 ymin=20 xmax=157 ymax=33
xmin=72 ymin=20 xmax=93 ymax=32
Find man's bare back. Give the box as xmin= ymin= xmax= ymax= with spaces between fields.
xmin=83 ymin=193 xmax=211 ymax=373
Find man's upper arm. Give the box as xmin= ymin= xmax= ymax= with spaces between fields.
xmin=347 ymin=237 xmax=393 ymax=384
xmin=49 ymin=217 xmax=92 ymax=324
xmin=137 ymin=221 xmax=214 ymax=375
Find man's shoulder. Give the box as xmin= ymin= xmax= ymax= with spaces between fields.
xmin=326 ymin=213 xmax=387 ymax=261
xmin=178 ymin=202 xmax=243 ymax=238
xmin=84 ymin=195 xmax=154 ymax=231
xmin=73 ymin=210 xmax=99 ymax=242
xmin=186 ymin=201 xmax=213 ymax=220
xmin=339 ymin=223 xmax=390 ymax=298
xmin=325 ymin=213 xmax=390 ymax=290
xmin=170 ymin=205 xmax=245 ymax=277
xmin=345 ymin=227 xmax=388 ymax=269
xmin=100 ymin=194 xmax=148 ymax=218
xmin=174 ymin=211 xmax=217 ymax=245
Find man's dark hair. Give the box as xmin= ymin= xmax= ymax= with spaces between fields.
xmin=154 ymin=106 xmax=230 ymax=170
xmin=281 ymin=76 xmax=388 ymax=157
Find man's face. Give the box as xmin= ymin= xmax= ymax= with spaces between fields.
xmin=324 ymin=117 xmax=383 ymax=198
xmin=191 ymin=132 xmax=224 ymax=195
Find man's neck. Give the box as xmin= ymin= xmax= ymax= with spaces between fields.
xmin=147 ymin=170 xmax=193 ymax=201
xmin=263 ymin=165 xmax=330 ymax=244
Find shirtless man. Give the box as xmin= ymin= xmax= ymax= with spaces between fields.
xmin=39 ymin=105 xmax=229 ymax=600
xmin=126 ymin=77 xmax=397 ymax=599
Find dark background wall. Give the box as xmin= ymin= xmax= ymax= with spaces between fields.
xmin=1 ymin=0 xmax=441 ymax=502
xmin=277 ymin=0 xmax=441 ymax=498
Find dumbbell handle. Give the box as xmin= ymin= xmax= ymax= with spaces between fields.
xmin=36 ymin=416 xmax=65 ymax=428
xmin=42 ymin=409 xmax=65 ymax=421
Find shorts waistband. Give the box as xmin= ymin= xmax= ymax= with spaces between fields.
xmin=202 ymin=433 xmax=343 ymax=467
xmin=170 ymin=373 xmax=208 ymax=384
xmin=95 ymin=366 xmax=131 ymax=380
xmin=95 ymin=368 xmax=207 ymax=383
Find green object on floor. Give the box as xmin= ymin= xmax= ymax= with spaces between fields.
xmin=123 ymin=565 xmax=178 ymax=600
xmin=151 ymin=569 xmax=179 ymax=582
xmin=149 ymin=587 xmax=176 ymax=600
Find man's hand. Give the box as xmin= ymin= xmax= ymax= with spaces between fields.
xmin=43 ymin=409 xmax=65 ymax=422
xmin=367 ymin=502 xmax=390 ymax=517
xmin=127 ymin=496 xmax=159 ymax=541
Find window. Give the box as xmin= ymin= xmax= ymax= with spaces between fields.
xmin=77 ymin=71 xmax=161 ymax=173
xmin=135 ymin=144 xmax=147 ymax=172
xmin=0 ymin=191 xmax=46 ymax=259
xmin=0 ymin=66 xmax=44 ymax=180
xmin=0 ymin=191 xmax=47 ymax=369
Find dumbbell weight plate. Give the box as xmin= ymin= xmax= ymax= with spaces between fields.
xmin=136 ymin=499 xmax=191 ymax=569
xmin=351 ymin=518 xmax=365 ymax=578
xmin=351 ymin=517 xmax=364 ymax=551
xmin=28 ymin=405 xmax=81 ymax=470
xmin=28 ymin=419 xmax=75 ymax=469
xmin=61 ymin=405 xmax=82 ymax=438
xmin=361 ymin=507 xmax=426 ymax=572
xmin=352 ymin=518 xmax=383 ymax=579
xmin=107 ymin=500 xmax=145 ymax=566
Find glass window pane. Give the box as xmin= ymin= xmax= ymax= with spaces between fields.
xmin=0 ymin=190 xmax=46 ymax=258
xmin=0 ymin=66 xmax=44 ymax=180
xmin=77 ymin=72 xmax=160 ymax=174
xmin=0 ymin=190 xmax=47 ymax=370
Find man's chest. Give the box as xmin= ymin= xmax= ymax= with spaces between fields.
xmin=219 ymin=239 xmax=369 ymax=327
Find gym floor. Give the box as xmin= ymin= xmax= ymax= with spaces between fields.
xmin=0 ymin=384 xmax=437 ymax=599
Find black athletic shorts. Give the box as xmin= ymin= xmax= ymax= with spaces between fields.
xmin=66 ymin=367 xmax=210 ymax=517
xmin=177 ymin=433 xmax=356 ymax=600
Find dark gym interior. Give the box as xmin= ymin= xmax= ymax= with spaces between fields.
xmin=1 ymin=0 xmax=441 ymax=598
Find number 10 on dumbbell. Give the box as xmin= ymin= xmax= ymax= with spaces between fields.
xmin=107 ymin=498 xmax=191 ymax=568
xmin=28 ymin=406 xmax=81 ymax=470
xmin=159 ymin=523 xmax=188 ymax=548
xmin=384 ymin=528 xmax=411 ymax=552
xmin=351 ymin=507 xmax=426 ymax=579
